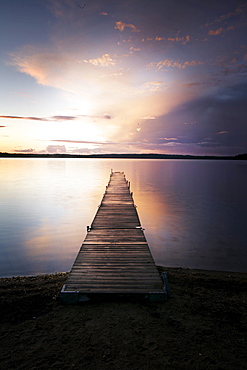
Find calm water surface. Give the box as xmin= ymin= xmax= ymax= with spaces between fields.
xmin=0 ymin=158 xmax=246 ymax=276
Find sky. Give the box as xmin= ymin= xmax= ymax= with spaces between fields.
xmin=0 ymin=0 xmax=247 ymax=156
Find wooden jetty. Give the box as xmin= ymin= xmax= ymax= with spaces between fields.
xmin=60 ymin=171 xmax=166 ymax=303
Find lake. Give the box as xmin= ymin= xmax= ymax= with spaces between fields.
xmin=0 ymin=158 xmax=246 ymax=277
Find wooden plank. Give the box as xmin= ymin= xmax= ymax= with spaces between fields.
xmin=60 ymin=171 xmax=165 ymax=302
xmin=63 ymin=285 xmax=163 ymax=291
xmin=68 ymin=270 xmax=160 ymax=275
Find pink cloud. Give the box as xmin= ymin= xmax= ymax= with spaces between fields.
xmin=167 ymin=35 xmax=190 ymax=44
xmin=147 ymin=59 xmax=205 ymax=71
xmin=83 ymin=54 xmax=116 ymax=67
xmin=142 ymin=35 xmax=190 ymax=44
xmin=8 ymin=48 xmax=70 ymax=86
xmin=155 ymin=37 xmax=165 ymax=41
xmin=208 ymin=28 xmax=223 ymax=36
xmin=115 ymin=21 xmax=139 ymax=32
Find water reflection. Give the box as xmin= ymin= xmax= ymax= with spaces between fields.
xmin=130 ymin=160 xmax=247 ymax=273
xmin=0 ymin=158 xmax=109 ymax=276
xmin=0 ymin=158 xmax=246 ymax=276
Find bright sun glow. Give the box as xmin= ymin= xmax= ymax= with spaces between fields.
xmin=1 ymin=1 xmax=246 ymax=155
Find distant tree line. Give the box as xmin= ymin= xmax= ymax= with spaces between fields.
xmin=0 ymin=152 xmax=246 ymax=160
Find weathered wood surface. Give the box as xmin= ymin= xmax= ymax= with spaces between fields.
xmin=61 ymin=171 xmax=165 ymax=301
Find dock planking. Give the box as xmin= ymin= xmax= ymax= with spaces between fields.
xmin=60 ymin=171 xmax=166 ymax=302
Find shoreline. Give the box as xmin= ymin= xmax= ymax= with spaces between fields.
xmin=1 ymin=265 xmax=246 ymax=280
xmin=1 ymin=266 xmax=247 ymax=369
xmin=1 ymin=152 xmax=246 ymax=160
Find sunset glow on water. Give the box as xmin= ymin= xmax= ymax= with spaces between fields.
xmin=1 ymin=2 xmax=247 ymax=277
xmin=1 ymin=158 xmax=246 ymax=277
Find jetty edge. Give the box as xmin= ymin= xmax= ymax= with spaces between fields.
xmin=60 ymin=171 xmax=167 ymax=303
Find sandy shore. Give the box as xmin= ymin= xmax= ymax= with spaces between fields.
xmin=0 ymin=267 xmax=246 ymax=369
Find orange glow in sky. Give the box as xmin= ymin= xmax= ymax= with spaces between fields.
xmin=1 ymin=0 xmax=247 ymax=155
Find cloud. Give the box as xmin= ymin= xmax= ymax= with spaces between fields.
xmin=211 ymin=5 xmax=246 ymax=25
xmin=0 ymin=115 xmax=45 ymax=121
xmin=51 ymin=116 xmax=76 ymax=121
xmin=211 ymin=54 xmax=247 ymax=78
xmin=128 ymin=82 xmax=247 ymax=155
xmin=142 ymin=35 xmax=190 ymax=44
xmin=46 ymin=145 xmax=67 ymax=153
xmin=196 ymin=141 xmax=220 ymax=148
xmin=204 ymin=4 xmax=247 ymax=36
xmin=138 ymin=81 xmax=166 ymax=94
xmin=8 ymin=48 xmax=70 ymax=86
xmin=183 ymin=82 xmax=209 ymax=87
xmin=83 ymin=54 xmax=116 ymax=67
xmin=114 ymin=21 xmax=139 ymax=32
xmin=0 ymin=115 xmax=76 ymax=122
xmin=74 ymin=114 xmax=112 ymax=120
xmin=70 ymin=148 xmax=93 ymax=154
xmin=78 ymin=114 xmax=112 ymax=120
xmin=205 ymin=5 xmax=246 ymax=36
xmin=208 ymin=28 xmax=223 ymax=36
xmin=51 ymin=139 xmax=116 ymax=145
xmin=147 ymin=59 xmax=205 ymax=71
xmin=155 ymin=37 xmax=165 ymax=41
xmin=146 ymin=81 xmax=164 ymax=86
xmin=129 ymin=47 xmax=140 ymax=53
xmin=50 ymin=1 xmax=69 ymax=19
xmin=159 ymin=137 xmax=178 ymax=141
xmin=117 ymin=37 xmax=132 ymax=45
xmin=167 ymin=35 xmax=190 ymax=44
xmin=14 ymin=148 xmax=35 ymax=153
xmin=182 ymin=121 xmax=198 ymax=125
xmin=100 ymin=114 xmax=111 ymax=120
xmin=100 ymin=11 xmax=108 ymax=16
xmin=0 ymin=114 xmax=111 ymax=121
xmin=140 ymin=116 xmax=156 ymax=120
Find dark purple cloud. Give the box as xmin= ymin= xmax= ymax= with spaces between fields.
xmin=49 ymin=116 xmax=76 ymax=121
xmin=134 ymin=82 xmax=247 ymax=155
